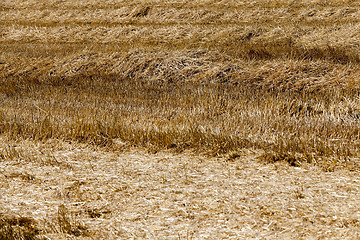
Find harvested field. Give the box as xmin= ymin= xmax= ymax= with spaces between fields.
xmin=0 ymin=0 xmax=359 ymax=239
xmin=0 ymin=138 xmax=359 ymax=239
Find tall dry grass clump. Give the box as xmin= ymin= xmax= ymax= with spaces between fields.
xmin=0 ymin=215 xmax=40 ymax=240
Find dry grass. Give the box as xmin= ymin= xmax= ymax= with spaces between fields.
xmin=1 ymin=72 xmax=359 ymax=170
xmin=0 ymin=138 xmax=359 ymax=239
xmin=0 ymin=0 xmax=360 ymax=238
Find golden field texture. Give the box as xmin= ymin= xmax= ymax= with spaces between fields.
xmin=0 ymin=0 xmax=359 ymax=239
xmin=0 ymin=138 xmax=359 ymax=239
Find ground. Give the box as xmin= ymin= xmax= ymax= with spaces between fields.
xmin=0 ymin=0 xmax=360 ymax=239
xmin=0 ymin=138 xmax=359 ymax=239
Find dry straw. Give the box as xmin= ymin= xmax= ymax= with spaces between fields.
xmin=0 ymin=0 xmax=359 ymax=238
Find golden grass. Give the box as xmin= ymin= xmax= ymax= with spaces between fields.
xmin=0 ymin=138 xmax=359 ymax=239
xmin=0 ymin=0 xmax=360 ymax=238
xmin=0 ymin=0 xmax=359 ymax=169
xmin=1 ymin=58 xmax=360 ymax=170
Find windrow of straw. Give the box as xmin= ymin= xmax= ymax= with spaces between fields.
xmin=0 ymin=0 xmax=359 ymax=169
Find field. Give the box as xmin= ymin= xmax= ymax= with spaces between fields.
xmin=0 ymin=0 xmax=359 ymax=239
